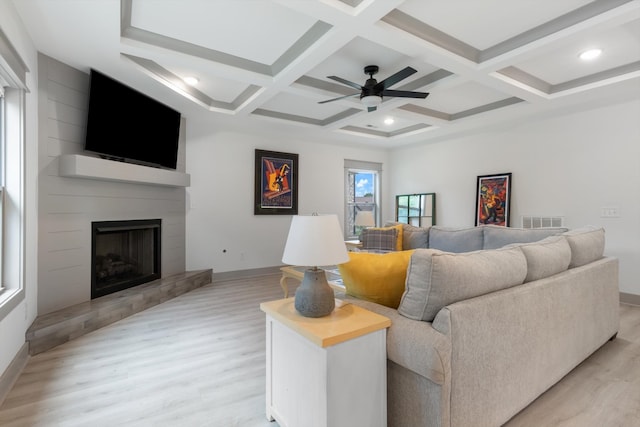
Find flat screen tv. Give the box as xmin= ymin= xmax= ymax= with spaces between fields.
xmin=84 ymin=69 xmax=181 ymax=170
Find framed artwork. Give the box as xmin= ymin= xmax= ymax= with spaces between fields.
xmin=475 ymin=173 xmax=511 ymax=226
xmin=254 ymin=149 xmax=298 ymax=215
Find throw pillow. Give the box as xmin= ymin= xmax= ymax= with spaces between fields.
xmin=482 ymin=225 xmax=568 ymax=249
xmin=428 ymin=226 xmax=483 ymax=253
xmin=361 ymin=225 xmax=402 ymax=251
xmin=562 ymin=226 xmax=605 ymax=268
xmin=338 ymin=250 xmax=415 ymax=308
xmin=506 ymin=235 xmax=571 ymax=282
xmin=377 ymin=224 xmax=403 ymax=251
xmin=385 ymin=221 xmax=429 ymax=250
xmin=398 ymin=246 xmax=527 ymax=322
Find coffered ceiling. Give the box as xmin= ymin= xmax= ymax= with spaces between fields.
xmin=12 ymin=0 xmax=640 ymax=148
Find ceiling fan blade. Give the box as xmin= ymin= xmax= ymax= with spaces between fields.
xmin=327 ymin=76 xmax=363 ymax=91
xmin=318 ymin=93 xmax=360 ymax=104
xmin=381 ymin=89 xmax=429 ymax=99
xmin=376 ymin=66 xmax=417 ymax=90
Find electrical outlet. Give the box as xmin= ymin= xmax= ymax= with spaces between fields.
xmin=600 ymin=207 xmax=620 ymax=218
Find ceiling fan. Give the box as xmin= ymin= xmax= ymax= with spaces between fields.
xmin=319 ymin=65 xmax=429 ymax=112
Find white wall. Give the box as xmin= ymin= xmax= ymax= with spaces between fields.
xmin=184 ymin=99 xmax=640 ymax=297
xmin=388 ymin=99 xmax=640 ymax=295
xmin=185 ymin=117 xmax=389 ymax=274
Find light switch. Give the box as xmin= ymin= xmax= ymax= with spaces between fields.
xmin=600 ymin=207 xmax=620 ymax=218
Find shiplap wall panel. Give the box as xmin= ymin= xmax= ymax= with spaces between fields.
xmin=44 ymin=229 xmax=84 ymax=251
xmin=38 ymin=53 xmax=187 ymax=315
xmin=162 ymin=220 xmax=186 ymax=240
xmin=162 ymin=253 xmax=184 ymax=275
xmin=46 ymin=56 xmax=90 ymax=90
xmin=41 ymin=247 xmax=85 ymax=271
xmin=42 ymin=266 xmax=91 ymax=314
xmin=47 ymin=79 xmax=88 ymax=108
xmin=48 ymin=99 xmax=85 ymax=127
xmin=45 ymin=194 xmax=184 ymax=217
xmin=52 ymin=139 xmax=84 ymax=156
xmin=46 ymin=119 xmax=83 ymax=152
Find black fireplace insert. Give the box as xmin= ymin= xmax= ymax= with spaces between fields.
xmin=91 ymin=219 xmax=161 ymax=298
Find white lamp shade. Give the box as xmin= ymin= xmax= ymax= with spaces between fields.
xmin=355 ymin=210 xmax=375 ymax=227
xmin=282 ymin=214 xmax=349 ymax=266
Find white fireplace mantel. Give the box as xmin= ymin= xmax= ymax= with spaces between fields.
xmin=58 ymin=154 xmax=190 ymax=187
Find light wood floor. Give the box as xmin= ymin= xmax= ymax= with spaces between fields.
xmin=0 ymin=273 xmax=638 ymax=427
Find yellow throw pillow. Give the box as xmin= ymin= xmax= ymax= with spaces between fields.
xmin=338 ymin=250 xmax=415 ymax=309
xmin=366 ymin=224 xmax=403 ymax=251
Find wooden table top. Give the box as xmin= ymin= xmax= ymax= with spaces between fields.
xmin=260 ymin=298 xmax=391 ymax=348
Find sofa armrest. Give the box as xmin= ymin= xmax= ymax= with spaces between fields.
xmin=340 ymin=295 xmax=451 ymax=385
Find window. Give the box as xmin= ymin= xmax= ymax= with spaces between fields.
xmin=396 ymin=193 xmax=436 ymax=227
xmin=0 ymin=90 xmax=4 ymax=293
xmin=0 ymin=27 xmax=29 ymax=318
xmin=344 ymin=160 xmax=382 ymax=239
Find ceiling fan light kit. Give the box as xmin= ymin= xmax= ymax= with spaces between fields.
xmin=320 ymin=65 xmax=429 ymax=112
xmin=361 ymin=95 xmax=382 ymax=108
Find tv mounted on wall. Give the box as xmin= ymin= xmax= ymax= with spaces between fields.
xmin=84 ymin=69 xmax=181 ymax=170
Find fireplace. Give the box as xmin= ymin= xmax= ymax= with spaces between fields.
xmin=91 ymin=219 xmax=161 ymax=299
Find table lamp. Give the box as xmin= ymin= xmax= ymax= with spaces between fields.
xmin=282 ymin=214 xmax=350 ymax=317
xmin=355 ymin=210 xmax=375 ymax=228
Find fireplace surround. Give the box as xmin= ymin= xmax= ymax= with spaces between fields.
xmin=91 ymin=219 xmax=161 ymax=298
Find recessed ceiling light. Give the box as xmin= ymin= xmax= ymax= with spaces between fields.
xmin=183 ymin=76 xmax=199 ymax=86
xmin=384 ymin=117 xmax=395 ymax=125
xmin=579 ymin=48 xmax=602 ymax=60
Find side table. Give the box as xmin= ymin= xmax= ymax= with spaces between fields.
xmin=260 ymin=298 xmax=390 ymax=427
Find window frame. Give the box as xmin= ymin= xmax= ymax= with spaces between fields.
xmin=0 ymin=92 xmax=4 ymax=294
xmin=0 ymin=26 xmax=29 ymax=319
xmin=395 ymin=193 xmax=436 ymax=227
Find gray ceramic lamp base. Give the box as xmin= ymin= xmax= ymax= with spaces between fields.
xmin=294 ymin=269 xmax=335 ymax=318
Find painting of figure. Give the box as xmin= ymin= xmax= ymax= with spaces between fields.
xmin=475 ymin=173 xmax=512 ymax=226
xmin=254 ymin=149 xmax=298 ymax=215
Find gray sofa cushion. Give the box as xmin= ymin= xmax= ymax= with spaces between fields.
xmin=562 ymin=226 xmax=605 ymax=268
xmin=482 ymin=225 xmax=568 ymax=249
xmin=386 ymin=222 xmax=430 ymax=250
xmin=508 ymin=235 xmax=572 ymax=282
xmin=398 ymin=246 xmax=527 ymax=322
xmin=428 ymin=226 xmax=483 ymax=253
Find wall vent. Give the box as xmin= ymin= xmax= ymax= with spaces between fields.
xmin=521 ymin=216 xmax=564 ymax=229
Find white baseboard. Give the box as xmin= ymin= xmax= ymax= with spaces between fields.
xmin=0 ymin=343 xmax=29 ymax=406
xmin=620 ymin=292 xmax=640 ymax=306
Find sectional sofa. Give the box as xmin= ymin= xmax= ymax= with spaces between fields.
xmin=337 ymin=225 xmax=619 ymax=427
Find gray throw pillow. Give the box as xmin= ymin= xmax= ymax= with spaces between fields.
xmin=385 ymin=221 xmax=429 ymax=250
xmin=562 ymin=226 xmax=605 ymax=268
xmin=428 ymin=226 xmax=483 ymax=253
xmin=506 ymin=235 xmax=571 ymax=282
xmin=361 ymin=228 xmax=398 ymax=251
xmin=398 ymin=246 xmax=527 ymax=322
xmin=482 ymin=225 xmax=568 ymax=249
